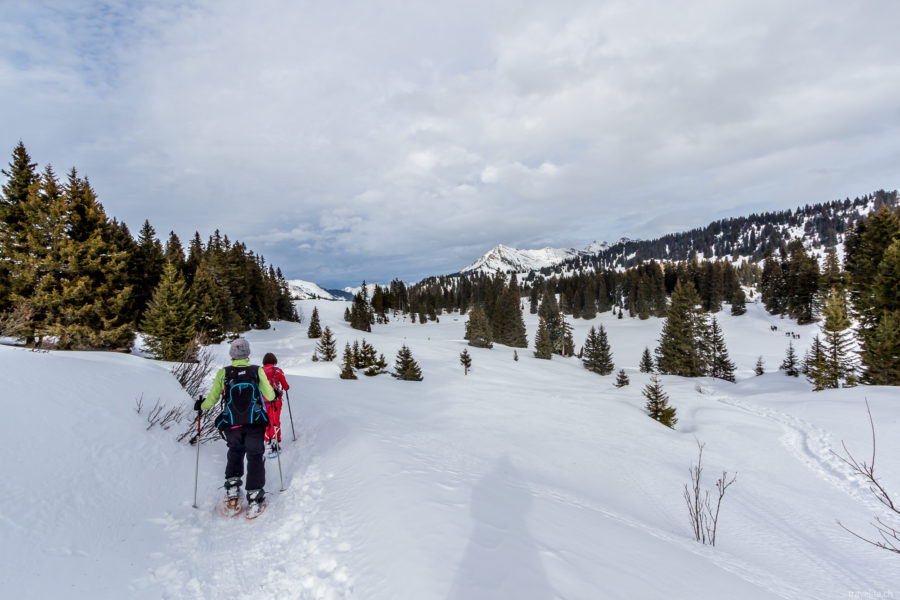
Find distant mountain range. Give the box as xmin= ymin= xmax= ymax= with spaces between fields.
xmin=458 ymin=190 xmax=897 ymax=277
xmin=460 ymin=240 xmax=631 ymax=275
xmin=289 ymin=190 xmax=897 ymax=295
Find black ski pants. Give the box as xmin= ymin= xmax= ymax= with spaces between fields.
xmin=223 ymin=424 xmax=266 ymax=492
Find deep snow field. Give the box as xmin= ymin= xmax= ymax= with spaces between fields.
xmin=2 ymin=298 xmax=898 ymax=599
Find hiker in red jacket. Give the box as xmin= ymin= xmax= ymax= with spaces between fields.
xmin=262 ymin=352 xmax=290 ymax=455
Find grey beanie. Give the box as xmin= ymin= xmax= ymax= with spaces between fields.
xmin=229 ymin=338 xmax=251 ymax=360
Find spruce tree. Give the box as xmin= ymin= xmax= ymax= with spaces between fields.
xmin=706 ymin=317 xmax=735 ymax=382
xmin=806 ymin=335 xmax=828 ymax=390
xmin=141 ymin=262 xmax=197 ymax=360
xmin=761 ymin=253 xmax=785 ymax=314
xmin=0 ymin=142 xmax=39 ymax=312
xmin=730 ymin=288 xmax=747 ymax=316
xmin=189 ymin=258 xmax=228 ymax=344
xmin=317 ymin=326 xmax=337 ymax=361
xmin=533 ymin=315 xmax=553 ymax=359
xmin=339 ymin=343 xmax=357 ymax=379
xmin=783 ymin=241 xmax=821 ymax=325
xmin=582 ymin=326 xmax=614 ymax=375
xmin=47 ymin=170 xmax=135 ymax=350
xmin=559 ymin=315 xmax=576 ymax=357
xmin=307 ymin=307 xmax=322 ymax=338
xmin=643 ymin=374 xmax=677 ymax=429
xmin=465 ymin=305 xmax=493 ymax=348
xmin=352 ymin=340 xmax=362 ymax=369
xmin=164 ymin=231 xmax=186 ymax=274
xmin=859 ymin=311 xmax=900 ymax=385
xmin=656 ymin=280 xmax=709 ymax=377
xmin=460 ymin=348 xmax=472 ymax=375
xmin=360 ymin=339 xmax=378 ymax=369
xmin=13 ymin=165 xmax=66 ymax=343
xmin=614 ymin=369 xmax=630 ymax=388
xmin=538 ymin=289 xmax=565 ymax=355
xmin=393 ymin=344 xmax=423 ymax=381
xmin=364 ymin=352 xmax=388 ymax=376
xmin=133 ymin=220 xmax=166 ymax=320
xmin=858 ymin=238 xmax=900 ymax=384
xmin=640 ymin=347 xmax=655 ymax=373
xmin=818 ymin=287 xmax=856 ymax=389
xmin=349 ymin=287 xmax=374 ymax=332
xmin=780 ymin=340 xmax=800 ymax=377
xmin=755 ymin=356 xmax=765 ymax=376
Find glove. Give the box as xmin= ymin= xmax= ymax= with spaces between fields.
xmin=194 ymin=398 xmax=204 ymax=412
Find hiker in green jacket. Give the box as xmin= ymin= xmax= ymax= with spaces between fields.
xmin=194 ymin=338 xmax=275 ymax=514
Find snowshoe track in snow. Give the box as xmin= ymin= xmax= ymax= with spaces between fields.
xmin=150 ymin=445 xmax=353 ymax=599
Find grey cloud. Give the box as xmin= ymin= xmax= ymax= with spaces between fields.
xmin=2 ymin=0 xmax=899 ymax=287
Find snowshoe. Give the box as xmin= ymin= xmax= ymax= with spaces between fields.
xmin=218 ymin=477 xmax=243 ymax=517
xmin=267 ymin=441 xmax=281 ymax=458
xmin=244 ymin=489 xmax=267 ymax=520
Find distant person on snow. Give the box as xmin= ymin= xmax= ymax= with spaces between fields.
xmin=262 ymin=352 xmax=290 ymax=455
xmin=194 ymin=338 xmax=275 ymax=516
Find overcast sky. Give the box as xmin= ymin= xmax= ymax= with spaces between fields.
xmin=2 ymin=1 xmax=898 ymax=287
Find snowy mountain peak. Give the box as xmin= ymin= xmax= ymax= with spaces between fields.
xmin=461 ymin=244 xmax=585 ymax=274
xmin=287 ymin=279 xmax=336 ymax=300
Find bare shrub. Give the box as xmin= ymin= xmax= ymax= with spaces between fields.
xmin=684 ymin=440 xmax=737 ymax=546
xmin=169 ymin=332 xmax=224 ymax=445
xmin=170 ymin=332 xmax=215 ymax=398
xmin=141 ymin=397 xmax=187 ymax=431
xmin=832 ymin=400 xmax=900 ymax=555
xmin=177 ymin=407 xmax=223 ymax=445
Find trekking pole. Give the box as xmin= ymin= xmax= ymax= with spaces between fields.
xmin=192 ymin=402 xmax=202 ymax=509
xmin=275 ymin=445 xmax=286 ymax=492
xmin=285 ymin=389 xmax=297 ymax=442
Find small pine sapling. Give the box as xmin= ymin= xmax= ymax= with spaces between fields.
xmin=460 ymin=348 xmax=472 ymax=375
xmin=781 ymin=340 xmax=800 ymax=377
xmin=754 ymin=356 xmax=764 ymax=376
xmin=643 ymin=374 xmax=677 ymax=429
xmin=639 ymin=347 xmax=654 ymax=373
xmin=614 ymin=369 xmax=630 ymax=388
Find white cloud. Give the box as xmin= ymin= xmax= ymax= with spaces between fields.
xmin=1 ymin=0 xmax=899 ymax=286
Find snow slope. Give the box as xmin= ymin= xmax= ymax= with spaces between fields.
xmin=2 ymin=300 xmax=898 ymax=599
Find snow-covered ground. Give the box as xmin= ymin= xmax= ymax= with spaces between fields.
xmin=2 ymin=299 xmax=898 ymax=599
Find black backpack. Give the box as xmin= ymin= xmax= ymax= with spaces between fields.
xmin=215 ymin=365 xmax=269 ymax=429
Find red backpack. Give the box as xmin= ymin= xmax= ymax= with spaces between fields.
xmin=263 ymin=364 xmax=283 ymax=398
